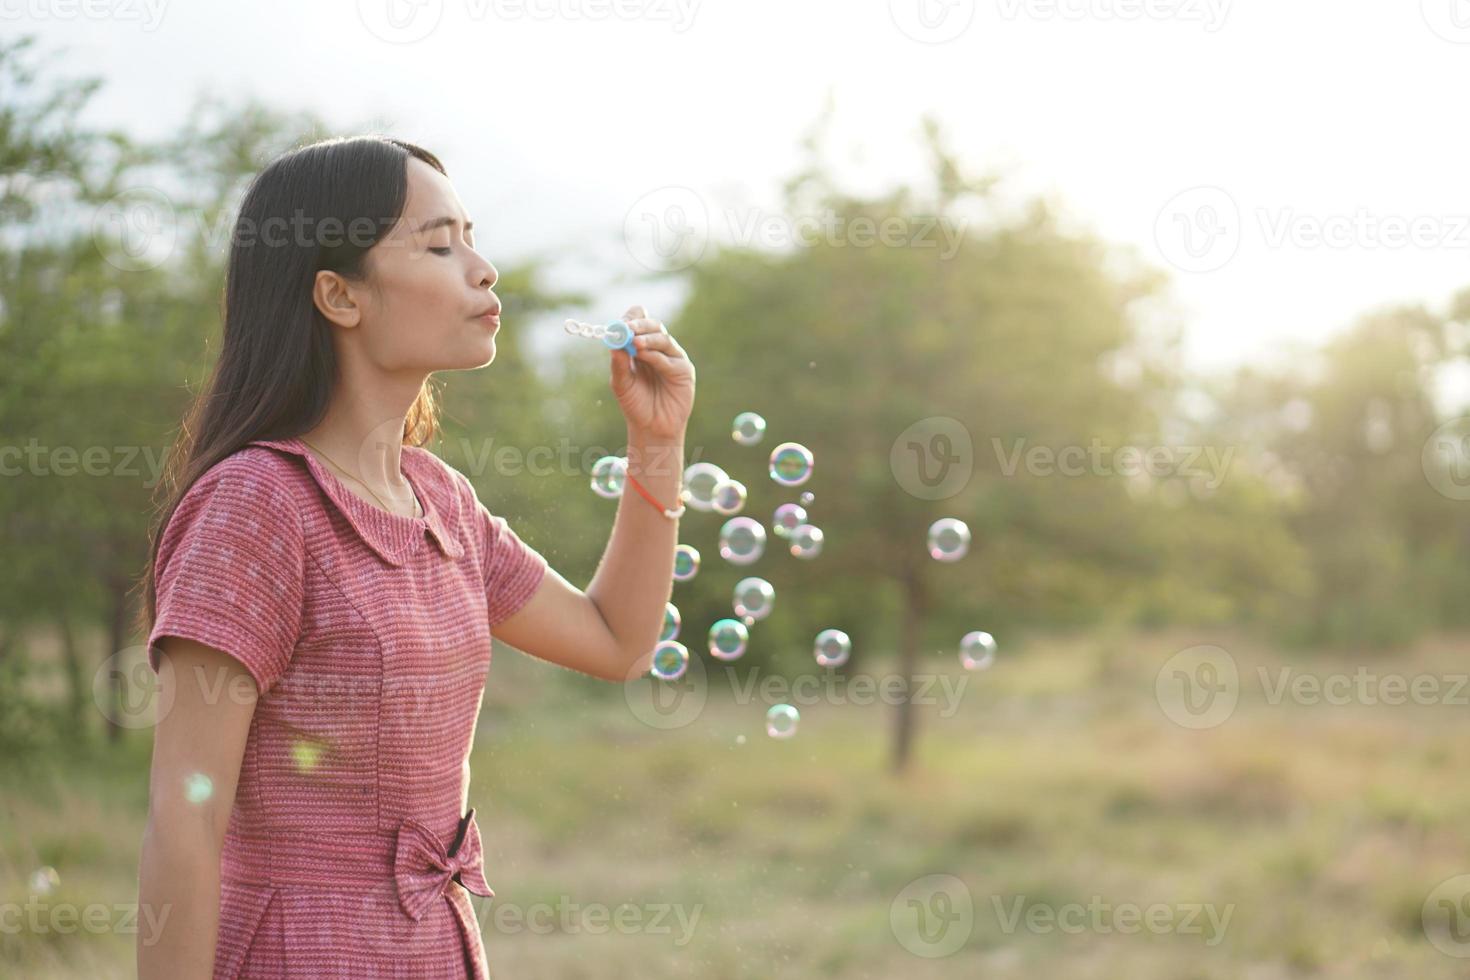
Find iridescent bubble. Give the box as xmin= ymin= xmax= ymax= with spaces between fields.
xmin=765 ymin=703 xmax=800 ymax=739
xmin=799 ymin=491 xmax=815 ymax=506
xmin=813 ymin=628 xmax=851 ymax=668
xmin=927 ymin=518 xmax=971 ymax=562
xmin=769 ymin=442 xmax=814 ymax=487
xmin=650 ymin=641 xmax=690 ymax=681
xmin=733 ymin=577 xmax=775 ymax=622
xmin=291 ymin=740 xmax=324 ymax=772
xmin=772 ymin=503 xmax=807 ymax=538
xmin=184 ymin=771 xmax=214 ymax=804
xmin=959 ymin=631 xmax=997 ymax=671
xmin=673 ymin=544 xmax=700 ymax=582
xmin=719 ymin=517 xmax=766 ymax=565
xmin=29 ymin=866 xmax=59 ymax=895
xmin=590 ymin=455 xmax=627 ymax=499
xmin=711 ymin=478 xmax=748 ymax=516
xmin=732 ymin=412 xmax=767 ymax=446
xmin=661 ymin=602 xmax=681 ymax=642
xmin=708 ymin=618 xmax=750 ymax=661
xmin=789 ymin=524 xmax=824 ymax=560
xmin=683 ymin=462 xmax=730 ymax=512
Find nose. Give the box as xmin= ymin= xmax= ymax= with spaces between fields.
xmin=472 ymin=252 xmax=497 ymax=290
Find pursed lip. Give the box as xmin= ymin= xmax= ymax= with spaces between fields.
xmin=472 ymin=300 xmax=502 ymax=319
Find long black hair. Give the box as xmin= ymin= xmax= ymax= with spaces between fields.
xmin=136 ymin=135 xmax=448 ymax=633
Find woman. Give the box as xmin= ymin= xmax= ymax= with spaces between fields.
xmin=134 ymin=135 xmax=695 ymax=978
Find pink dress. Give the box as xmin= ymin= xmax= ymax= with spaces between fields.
xmin=147 ymin=436 xmax=548 ymax=978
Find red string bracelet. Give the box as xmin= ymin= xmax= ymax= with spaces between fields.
xmin=625 ymin=470 xmax=685 ymax=519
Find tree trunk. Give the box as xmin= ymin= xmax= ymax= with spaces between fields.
xmin=891 ymin=562 xmax=928 ymax=774
xmin=105 ymin=580 xmax=131 ymax=743
xmin=58 ymin=611 xmax=87 ymax=733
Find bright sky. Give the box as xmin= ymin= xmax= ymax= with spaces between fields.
xmin=21 ymin=0 xmax=1470 ymax=375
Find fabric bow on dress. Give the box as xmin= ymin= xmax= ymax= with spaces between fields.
xmin=393 ymin=807 xmax=494 ymax=921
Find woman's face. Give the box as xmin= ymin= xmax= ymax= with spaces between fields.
xmin=321 ymin=156 xmax=502 ymax=373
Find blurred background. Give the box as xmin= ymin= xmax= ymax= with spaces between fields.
xmin=4 ymin=4 xmax=1470 ymax=977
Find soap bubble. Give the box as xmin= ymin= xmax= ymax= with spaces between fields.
xmin=650 ymin=641 xmax=690 ymax=681
xmin=683 ymin=462 xmax=729 ymax=512
xmin=719 ymin=517 xmax=766 ymax=565
xmin=765 ymin=703 xmax=800 ymax=739
xmin=813 ymin=629 xmax=851 ymax=668
xmin=772 ymin=503 xmax=807 ymax=538
xmin=590 ymin=455 xmax=627 ymax=499
xmin=661 ymin=603 xmax=681 ymax=642
xmin=673 ymin=544 xmax=700 ymax=582
xmin=800 ymin=491 xmax=815 ymax=506
xmin=769 ymin=442 xmax=814 ymax=487
xmin=927 ymin=518 xmax=971 ymax=562
xmin=184 ymin=771 xmax=214 ymax=804
xmin=789 ymin=524 xmax=824 ymax=560
xmin=708 ymin=618 xmax=750 ymax=661
xmin=711 ymin=478 xmax=748 ymax=516
xmin=29 ymin=866 xmax=59 ymax=895
xmin=959 ymin=631 xmax=996 ymax=671
xmin=732 ymin=412 xmax=767 ymax=446
xmin=733 ymin=577 xmax=775 ymax=622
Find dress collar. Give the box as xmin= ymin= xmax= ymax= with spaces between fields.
xmin=245 ymin=436 xmax=465 ymax=566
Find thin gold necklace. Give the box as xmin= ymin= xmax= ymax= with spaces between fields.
xmin=298 ymin=436 xmax=421 ymax=519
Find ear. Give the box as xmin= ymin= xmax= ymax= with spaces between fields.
xmin=313 ymin=270 xmax=363 ymax=329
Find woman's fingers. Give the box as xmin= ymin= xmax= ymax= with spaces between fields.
xmin=634 ymin=331 xmax=685 ymax=358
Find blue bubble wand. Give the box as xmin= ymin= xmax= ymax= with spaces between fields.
xmin=565 ymin=318 xmax=638 ymax=367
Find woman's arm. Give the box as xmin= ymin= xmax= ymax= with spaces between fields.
xmin=137 ymin=638 xmax=258 ymax=979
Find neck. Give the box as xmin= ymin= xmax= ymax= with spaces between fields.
xmin=299 ymin=376 xmax=424 ymax=491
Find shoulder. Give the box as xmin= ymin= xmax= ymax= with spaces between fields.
xmin=164 ymin=446 xmax=307 ymax=547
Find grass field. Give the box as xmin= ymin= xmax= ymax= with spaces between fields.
xmin=4 ymin=627 xmax=1470 ymax=978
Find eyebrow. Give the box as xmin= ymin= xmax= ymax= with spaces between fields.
xmin=415 ymin=216 xmax=474 ymax=235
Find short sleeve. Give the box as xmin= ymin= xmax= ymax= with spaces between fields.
xmin=147 ymin=458 xmax=306 ymax=695
xmin=455 ymin=473 xmax=548 ymax=628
